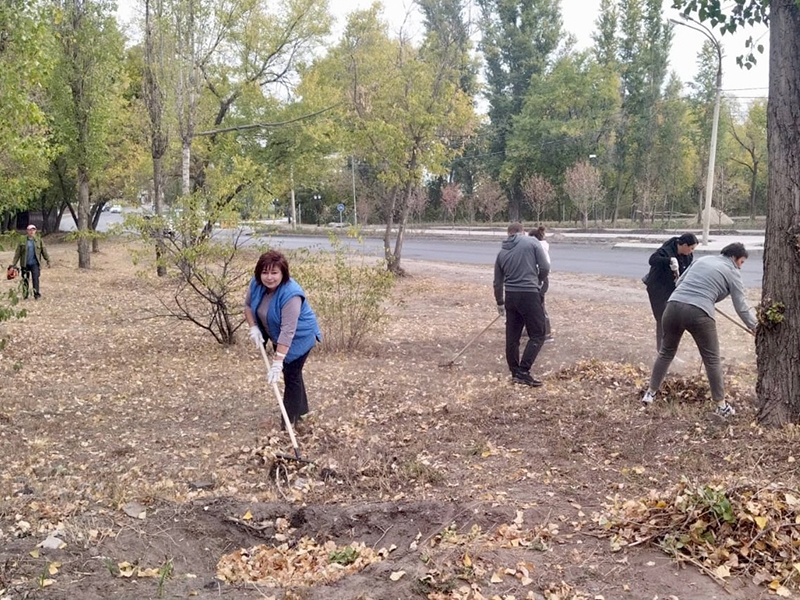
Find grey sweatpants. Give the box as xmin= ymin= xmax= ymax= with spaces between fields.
xmin=648 ymin=301 xmax=725 ymax=402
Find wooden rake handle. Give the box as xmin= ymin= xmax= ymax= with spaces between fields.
xmin=717 ymin=307 xmax=755 ymax=336
xmin=441 ymin=313 xmax=502 ymax=366
xmin=258 ymin=343 xmax=301 ymax=458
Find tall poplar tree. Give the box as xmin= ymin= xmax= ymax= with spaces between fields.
xmin=477 ymin=0 xmax=562 ymax=221
xmin=52 ymin=0 xmax=124 ymax=268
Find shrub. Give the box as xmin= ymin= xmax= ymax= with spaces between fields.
xmin=292 ymin=233 xmax=394 ymax=353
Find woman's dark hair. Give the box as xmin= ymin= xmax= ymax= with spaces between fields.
xmin=720 ymin=242 xmax=748 ymax=260
xmin=254 ymin=250 xmax=290 ymax=284
xmin=529 ymin=226 xmax=546 ymax=241
xmin=677 ymin=233 xmax=698 ymax=246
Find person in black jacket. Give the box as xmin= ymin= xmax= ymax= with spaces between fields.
xmin=643 ymin=233 xmax=698 ymax=351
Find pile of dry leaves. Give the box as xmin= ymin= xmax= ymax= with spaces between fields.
xmin=597 ymin=479 xmax=800 ymax=596
xmin=216 ymin=538 xmax=389 ymax=586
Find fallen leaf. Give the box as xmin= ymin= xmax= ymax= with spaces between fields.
xmin=29 ymin=549 xmax=40 ymax=558
xmin=122 ymin=502 xmax=147 ymax=520
xmin=754 ymin=516 xmax=767 ymax=529
xmin=714 ymin=565 xmax=731 ymax=579
xmin=389 ymin=570 xmax=405 ymax=581
xmin=40 ymin=578 xmax=56 ymax=588
xmin=243 ymin=510 xmax=253 ymax=521
xmin=138 ymin=567 xmax=160 ymax=578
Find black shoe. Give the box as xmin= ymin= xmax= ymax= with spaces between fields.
xmin=34 ymin=294 xmax=40 ymax=300
xmin=512 ymin=372 xmax=543 ymax=387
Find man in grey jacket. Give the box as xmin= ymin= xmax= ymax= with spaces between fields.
xmin=494 ymin=222 xmax=550 ymax=386
xmin=641 ymin=242 xmax=757 ymax=417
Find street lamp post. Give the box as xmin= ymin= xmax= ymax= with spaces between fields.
xmin=311 ymin=193 xmax=321 ymax=227
xmin=670 ymin=15 xmax=722 ymax=246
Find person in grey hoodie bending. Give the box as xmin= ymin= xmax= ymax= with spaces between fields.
xmin=641 ymin=242 xmax=757 ymax=417
xmin=494 ymin=222 xmax=550 ymax=386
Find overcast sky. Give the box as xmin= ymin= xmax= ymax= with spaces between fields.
xmin=116 ymin=0 xmax=769 ymax=109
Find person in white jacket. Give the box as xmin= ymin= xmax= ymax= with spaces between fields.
xmin=529 ymin=226 xmax=553 ymax=341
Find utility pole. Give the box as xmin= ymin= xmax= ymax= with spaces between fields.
xmin=351 ymin=156 xmax=358 ymax=226
xmin=670 ymin=15 xmax=722 ymax=246
xmin=290 ymin=165 xmax=297 ymax=230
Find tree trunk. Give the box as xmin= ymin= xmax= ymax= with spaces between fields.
xmin=755 ymin=0 xmax=800 ymax=426
xmin=749 ymin=160 xmax=758 ymax=222
xmin=391 ymin=184 xmax=413 ymax=275
xmin=383 ymin=188 xmax=398 ymax=272
xmin=91 ymin=201 xmax=103 ymax=253
xmin=153 ymin=154 xmax=167 ymax=277
xmin=182 ymin=142 xmax=191 ymax=196
xmin=77 ymin=166 xmax=91 ymax=269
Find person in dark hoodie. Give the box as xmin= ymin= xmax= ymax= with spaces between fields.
xmin=643 ymin=233 xmax=698 ymax=351
xmin=494 ymin=222 xmax=550 ymax=386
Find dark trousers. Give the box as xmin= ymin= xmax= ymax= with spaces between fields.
xmin=505 ymin=291 xmax=546 ymax=376
xmin=282 ymin=350 xmax=310 ymax=425
xmin=649 ymin=301 xmax=724 ymax=401
xmin=21 ymin=263 xmax=41 ymax=298
xmin=539 ymin=277 xmax=551 ymax=337
xmin=647 ymin=288 xmax=669 ymax=351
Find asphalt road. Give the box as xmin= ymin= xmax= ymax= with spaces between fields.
xmin=64 ymin=214 xmax=763 ymax=288
xmin=256 ymin=234 xmax=764 ymax=288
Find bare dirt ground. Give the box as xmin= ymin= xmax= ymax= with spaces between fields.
xmin=0 ymin=238 xmax=790 ymax=600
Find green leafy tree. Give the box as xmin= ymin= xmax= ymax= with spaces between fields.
xmin=308 ymin=7 xmax=473 ymax=273
xmin=593 ymin=0 xmax=618 ymax=68
xmin=478 ymin=0 xmax=562 ymax=221
xmin=50 ymin=0 xmax=125 ymax=268
xmin=651 ymin=73 xmax=696 ymax=225
xmin=507 ymin=49 xmax=620 ymax=219
xmin=0 ymin=0 xmax=55 ymax=228
xmin=670 ymin=0 xmax=800 ymax=425
xmin=728 ymin=100 xmax=767 ymax=221
xmin=609 ymin=0 xmax=672 ymax=225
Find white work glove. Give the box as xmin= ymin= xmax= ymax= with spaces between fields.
xmin=267 ymin=357 xmax=284 ymax=384
xmin=497 ymin=304 xmax=505 ymax=317
xmin=669 ymin=257 xmax=679 ymax=273
xmin=248 ymin=325 xmax=264 ymax=348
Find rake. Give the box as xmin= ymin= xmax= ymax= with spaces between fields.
xmin=717 ymin=307 xmax=756 ymax=336
xmin=257 ymin=343 xmax=313 ymax=464
xmin=439 ymin=314 xmax=502 ymax=367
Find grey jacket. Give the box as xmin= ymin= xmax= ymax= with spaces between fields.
xmin=493 ymin=233 xmax=550 ymax=304
xmin=670 ymin=254 xmax=757 ymax=330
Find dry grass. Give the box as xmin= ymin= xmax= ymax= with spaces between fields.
xmin=0 ymin=238 xmax=783 ymax=600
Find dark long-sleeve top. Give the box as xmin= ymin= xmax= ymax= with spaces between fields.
xmin=645 ymin=237 xmax=693 ymax=297
xmin=493 ymin=233 xmax=550 ymax=304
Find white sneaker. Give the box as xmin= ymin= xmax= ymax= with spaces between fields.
xmin=641 ymin=390 xmax=656 ymax=406
xmin=714 ymin=402 xmax=735 ymax=418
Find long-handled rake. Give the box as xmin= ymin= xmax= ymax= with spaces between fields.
xmin=257 ymin=344 xmax=312 ymax=463
xmin=696 ymin=307 xmax=756 ymax=374
xmin=717 ymin=307 xmax=756 ymax=336
xmin=439 ymin=314 xmax=502 ymax=368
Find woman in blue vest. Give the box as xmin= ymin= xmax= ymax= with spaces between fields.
xmin=244 ymin=250 xmax=322 ymax=428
